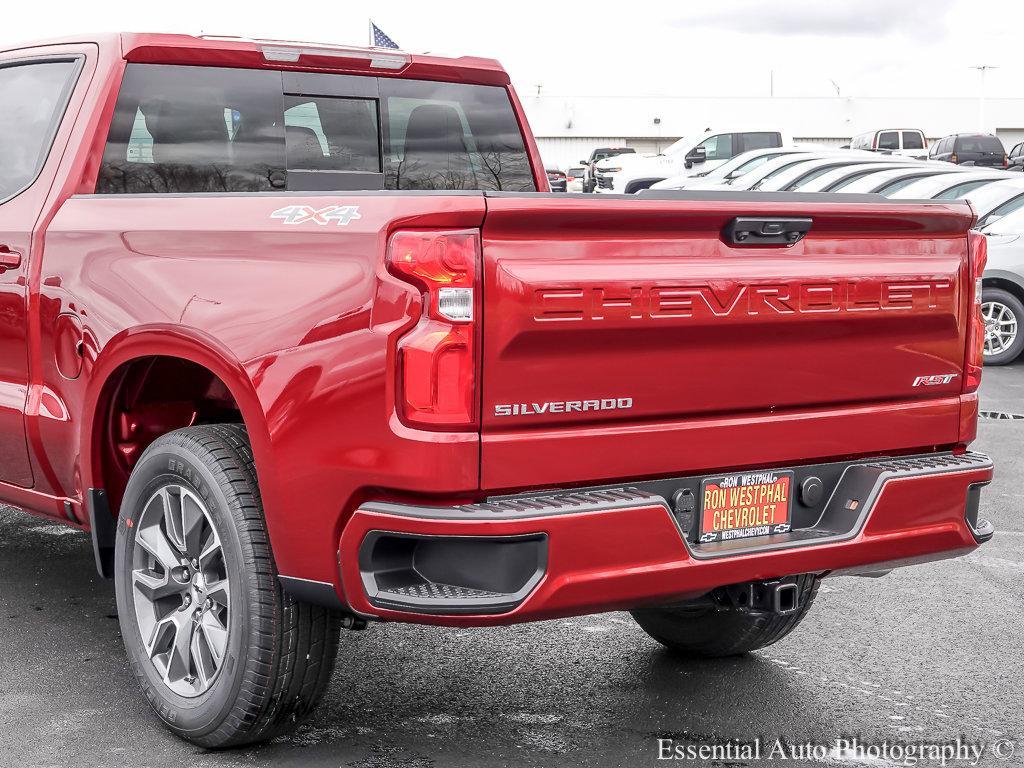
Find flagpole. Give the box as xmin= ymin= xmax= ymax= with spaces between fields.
xmin=368 ymin=19 xmax=373 ymax=47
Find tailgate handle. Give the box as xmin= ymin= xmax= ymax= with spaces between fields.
xmin=724 ymin=217 xmax=812 ymax=246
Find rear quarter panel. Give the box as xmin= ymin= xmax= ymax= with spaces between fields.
xmin=39 ymin=192 xmax=485 ymax=582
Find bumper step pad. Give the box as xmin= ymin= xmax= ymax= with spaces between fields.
xmin=358 ymin=532 xmax=547 ymax=615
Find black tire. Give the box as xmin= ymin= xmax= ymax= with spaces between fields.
xmin=114 ymin=424 xmax=341 ymax=748
xmin=982 ymin=287 xmax=1024 ymax=365
xmin=630 ymin=574 xmax=820 ymax=657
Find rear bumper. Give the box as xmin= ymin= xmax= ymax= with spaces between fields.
xmin=337 ymin=452 xmax=993 ymax=626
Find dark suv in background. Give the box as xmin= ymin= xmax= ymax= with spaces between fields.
xmin=929 ymin=133 xmax=1008 ymax=167
xmin=581 ymin=146 xmax=635 ymax=192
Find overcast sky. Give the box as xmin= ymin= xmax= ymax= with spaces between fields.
xmin=3 ymin=0 xmax=1021 ymax=99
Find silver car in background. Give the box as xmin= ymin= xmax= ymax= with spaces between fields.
xmin=980 ymin=206 xmax=1024 ymax=364
xmin=650 ymin=146 xmax=821 ymax=190
xmin=965 ymin=177 xmax=1024 ymax=227
xmin=889 ymin=169 xmax=1016 ymax=200
xmin=835 ymin=166 xmax=968 ymax=195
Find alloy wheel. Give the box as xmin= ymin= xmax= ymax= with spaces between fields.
xmin=982 ymin=300 xmax=1019 ymax=357
xmin=131 ymin=484 xmax=231 ymax=697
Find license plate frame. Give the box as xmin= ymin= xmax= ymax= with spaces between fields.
xmin=698 ymin=470 xmax=795 ymax=544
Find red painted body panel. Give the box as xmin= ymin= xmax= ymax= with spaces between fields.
xmin=0 ymin=33 xmax=988 ymax=622
xmin=480 ymin=197 xmax=971 ymax=425
xmin=481 ymin=396 xmax=962 ymax=491
xmin=477 ymin=195 xmax=974 ymax=489
xmin=338 ymin=465 xmax=992 ymax=626
xmin=41 ymin=193 xmax=485 ymax=583
xmin=0 ymin=42 xmax=101 ymax=490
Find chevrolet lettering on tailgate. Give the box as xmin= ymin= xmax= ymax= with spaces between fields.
xmin=532 ymin=279 xmax=953 ymax=322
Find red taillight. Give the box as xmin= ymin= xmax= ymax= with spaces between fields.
xmin=964 ymin=231 xmax=988 ymax=393
xmin=1004 ymin=155 xmax=1009 ymax=168
xmin=387 ymin=230 xmax=480 ymax=429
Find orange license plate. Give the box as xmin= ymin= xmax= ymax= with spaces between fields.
xmin=699 ymin=471 xmax=794 ymax=543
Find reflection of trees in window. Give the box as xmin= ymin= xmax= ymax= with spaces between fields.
xmin=385 ymin=142 xmax=533 ymax=192
xmin=97 ymin=161 xmax=281 ymax=193
xmin=385 ymin=153 xmax=475 ymax=190
xmin=475 ymin=141 xmax=533 ymax=192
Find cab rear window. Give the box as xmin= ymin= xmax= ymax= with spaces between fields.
xmin=955 ymin=136 xmax=1004 ymax=153
xmin=877 ymin=132 xmax=899 ymax=151
xmin=902 ymin=131 xmax=924 ymax=149
xmin=97 ymin=64 xmax=536 ymax=194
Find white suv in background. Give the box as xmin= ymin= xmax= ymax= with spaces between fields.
xmin=593 ymin=130 xmax=784 ymax=194
xmin=849 ymin=129 xmax=929 ymax=159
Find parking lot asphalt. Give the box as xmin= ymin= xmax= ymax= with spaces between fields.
xmin=1 ymin=369 xmax=1022 ymax=768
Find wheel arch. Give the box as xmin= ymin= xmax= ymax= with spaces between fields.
xmin=982 ymin=271 xmax=1024 ymax=305
xmin=83 ymin=326 xmax=276 ymax=574
xmin=624 ymin=177 xmax=666 ymax=194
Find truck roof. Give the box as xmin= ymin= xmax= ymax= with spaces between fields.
xmin=3 ymin=32 xmax=511 ymax=86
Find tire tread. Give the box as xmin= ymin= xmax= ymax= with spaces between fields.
xmin=118 ymin=424 xmax=341 ymax=748
xmin=630 ymin=574 xmax=820 ymax=658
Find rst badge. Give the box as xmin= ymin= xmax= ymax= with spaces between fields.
xmin=271 ymin=204 xmax=361 ymax=226
xmin=912 ymin=374 xmax=958 ymax=387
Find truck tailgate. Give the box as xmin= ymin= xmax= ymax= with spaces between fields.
xmin=479 ymin=193 xmax=975 ymax=490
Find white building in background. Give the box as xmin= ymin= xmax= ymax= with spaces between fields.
xmin=521 ymin=94 xmax=1024 ymax=169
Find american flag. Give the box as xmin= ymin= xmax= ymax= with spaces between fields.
xmin=370 ymin=22 xmax=400 ymax=49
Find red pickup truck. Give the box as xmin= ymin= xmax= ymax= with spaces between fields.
xmin=0 ymin=33 xmax=994 ymax=747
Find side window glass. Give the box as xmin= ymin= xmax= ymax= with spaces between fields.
xmin=733 ymin=155 xmax=771 ymax=174
xmin=741 ymin=132 xmax=776 ymax=152
xmin=981 ymin=195 xmax=1024 ymax=227
xmin=698 ymin=134 xmax=734 ymax=161
xmin=936 ymin=180 xmax=989 ymax=200
xmin=0 ymin=59 xmax=80 ymax=202
xmin=98 ymin=64 xmax=286 ymax=194
xmin=380 ymin=78 xmax=535 ymax=191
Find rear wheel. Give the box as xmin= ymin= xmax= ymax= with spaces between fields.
xmin=114 ymin=424 xmax=341 ymax=747
xmin=630 ymin=574 xmax=820 ymax=657
xmin=982 ymin=287 xmax=1024 ymax=365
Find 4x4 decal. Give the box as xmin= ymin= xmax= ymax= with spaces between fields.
xmin=271 ymin=204 xmax=362 ymax=226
